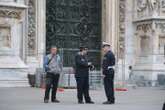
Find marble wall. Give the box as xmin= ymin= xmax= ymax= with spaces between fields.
xmin=0 ymin=0 xmax=29 ymax=87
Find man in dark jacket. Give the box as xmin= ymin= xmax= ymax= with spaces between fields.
xmin=75 ymin=46 xmax=94 ymax=104
xmin=102 ymin=42 xmax=116 ymax=104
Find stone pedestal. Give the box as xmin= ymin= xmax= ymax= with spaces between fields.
xmin=131 ymin=0 xmax=165 ymax=86
xmin=0 ymin=1 xmax=29 ymax=87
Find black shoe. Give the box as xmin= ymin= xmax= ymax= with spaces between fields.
xmin=52 ymin=99 xmax=60 ymax=103
xmin=103 ymin=101 xmax=115 ymax=104
xmin=44 ymin=99 xmax=49 ymax=103
xmin=86 ymin=101 xmax=95 ymax=104
xmin=78 ymin=101 xmax=84 ymax=104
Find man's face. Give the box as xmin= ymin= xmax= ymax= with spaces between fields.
xmin=50 ymin=47 xmax=57 ymax=55
xmin=102 ymin=46 xmax=110 ymax=53
xmin=82 ymin=49 xmax=88 ymax=55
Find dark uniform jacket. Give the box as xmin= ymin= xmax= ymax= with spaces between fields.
xmin=75 ymin=53 xmax=90 ymax=78
xmin=102 ymin=50 xmax=116 ymax=75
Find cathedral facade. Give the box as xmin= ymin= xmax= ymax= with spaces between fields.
xmin=0 ymin=0 xmax=165 ymax=87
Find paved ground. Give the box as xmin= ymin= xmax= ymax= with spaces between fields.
xmin=0 ymin=87 xmax=164 ymax=110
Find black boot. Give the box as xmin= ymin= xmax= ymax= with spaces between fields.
xmin=86 ymin=101 xmax=95 ymax=104
xmin=44 ymin=99 xmax=49 ymax=103
xmin=78 ymin=100 xmax=84 ymax=104
xmin=52 ymin=99 xmax=60 ymax=103
xmin=103 ymin=101 xmax=115 ymax=104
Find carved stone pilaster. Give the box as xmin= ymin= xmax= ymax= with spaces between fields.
xmin=119 ymin=0 xmax=126 ymax=58
xmin=28 ymin=0 xmax=36 ymax=56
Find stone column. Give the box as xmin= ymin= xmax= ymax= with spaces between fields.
xmin=36 ymin=0 xmax=46 ymax=68
xmin=124 ymin=0 xmax=135 ymax=80
xmin=102 ymin=0 xmax=119 ymax=53
xmin=26 ymin=0 xmax=46 ymax=74
xmin=102 ymin=0 xmax=121 ymax=81
xmin=26 ymin=0 xmax=38 ymax=74
xmin=152 ymin=21 xmax=159 ymax=55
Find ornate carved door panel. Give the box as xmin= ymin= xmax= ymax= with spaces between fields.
xmin=46 ymin=0 xmax=101 ymax=69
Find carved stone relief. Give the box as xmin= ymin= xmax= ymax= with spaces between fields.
xmin=135 ymin=0 xmax=160 ymax=19
xmin=0 ymin=9 xmax=21 ymax=19
xmin=136 ymin=21 xmax=165 ymax=57
xmin=155 ymin=22 xmax=165 ymax=33
xmin=136 ymin=22 xmax=152 ymax=33
xmin=161 ymin=0 xmax=165 ymax=8
xmin=0 ymin=26 xmax=11 ymax=48
xmin=161 ymin=0 xmax=165 ymax=12
xmin=28 ymin=0 xmax=36 ymax=56
xmin=119 ymin=0 xmax=126 ymax=58
xmin=148 ymin=0 xmax=160 ymax=11
xmin=137 ymin=0 xmax=147 ymax=12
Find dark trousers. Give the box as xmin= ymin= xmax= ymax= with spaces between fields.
xmin=103 ymin=69 xmax=115 ymax=102
xmin=76 ymin=76 xmax=91 ymax=102
xmin=163 ymin=102 xmax=165 ymax=110
xmin=44 ymin=73 xmax=60 ymax=101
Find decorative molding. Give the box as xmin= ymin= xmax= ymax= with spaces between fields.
xmin=0 ymin=9 xmax=21 ymax=19
xmin=136 ymin=22 xmax=152 ymax=33
xmin=135 ymin=20 xmax=165 ymax=35
xmin=155 ymin=22 xmax=165 ymax=33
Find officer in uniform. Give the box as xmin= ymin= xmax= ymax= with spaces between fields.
xmin=74 ymin=46 xmax=94 ymax=104
xmin=102 ymin=42 xmax=116 ymax=104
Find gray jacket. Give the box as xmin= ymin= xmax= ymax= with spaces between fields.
xmin=44 ymin=54 xmax=63 ymax=74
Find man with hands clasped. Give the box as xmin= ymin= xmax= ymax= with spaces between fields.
xmin=102 ymin=42 xmax=116 ymax=104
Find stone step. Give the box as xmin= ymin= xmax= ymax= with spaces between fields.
xmin=0 ymin=68 xmax=29 ymax=87
xmin=0 ymin=80 xmax=30 ymax=87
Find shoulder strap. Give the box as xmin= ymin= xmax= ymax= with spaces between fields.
xmin=47 ymin=55 xmax=55 ymax=65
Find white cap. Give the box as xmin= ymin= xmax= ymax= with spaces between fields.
xmin=102 ymin=42 xmax=110 ymax=47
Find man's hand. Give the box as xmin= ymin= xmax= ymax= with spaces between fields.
xmin=102 ymin=75 xmax=105 ymax=78
xmin=90 ymin=65 xmax=95 ymax=71
xmin=45 ymin=65 xmax=50 ymax=72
